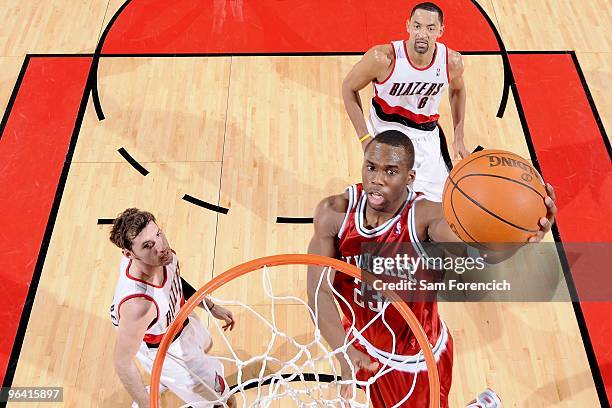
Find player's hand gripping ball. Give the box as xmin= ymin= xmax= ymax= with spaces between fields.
xmin=442 ymin=149 xmax=549 ymax=249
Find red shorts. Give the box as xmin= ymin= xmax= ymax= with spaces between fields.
xmin=351 ymin=330 xmax=453 ymax=408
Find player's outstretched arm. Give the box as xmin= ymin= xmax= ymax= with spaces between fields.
xmin=307 ymin=196 xmax=378 ymax=387
xmin=447 ymin=49 xmax=469 ymax=159
xmin=342 ymin=45 xmax=393 ymax=150
xmin=114 ymin=298 xmax=157 ymax=408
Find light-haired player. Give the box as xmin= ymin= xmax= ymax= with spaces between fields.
xmin=343 ymin=2 xmax=468 ymax=202
xmin=109 ymin=208 xmax=237 ymax=408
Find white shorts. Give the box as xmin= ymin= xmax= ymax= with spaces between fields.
xmin=135 ymin=313 xmax=229 ymax=407
xmin=367 ymin=113 xmax=449 ymax=202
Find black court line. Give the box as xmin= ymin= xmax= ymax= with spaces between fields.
xmin=117 ymin=147 xmax=149 ymax=176
xmin=276 ymin=217 xmax=314 ymax=224
xmin=232 ymin=373 xmax=339 ymax=391
xmin=569 ymin=52 xmax=611 ymax=161
xmin=19 ymin=50 xmax=576 ymax=59
xmin=469 ymin=0 xmax=510 ymax=119
xmin=182 ymin=194 xmax=229 ymax=214
xmin=97 ymin=50 xmax=506 ymax=58
xmin=90 ymin=0 xmax=133 ymax=121
xmin=1 ymin=61 xmax=93 ymax=394
xmin=472 ymin=145 xmax=484 ymax=152
xmin=97 ymin=218 xmax=114 ymax=225
xmin=0 ymin=56 xmax=30 ymax=142
xmin=510 ymin=79 xmax=611 ymax=407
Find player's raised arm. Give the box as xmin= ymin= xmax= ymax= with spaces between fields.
xmin=114 ymin=298 xmax=157 ymax=408
xmin=447 ymin=49 xmax=468 ymax=159
xmin=307 ymin=195 xmax=377 ymax=389
xmin=342 ymin=45 xmax=393 ymax=150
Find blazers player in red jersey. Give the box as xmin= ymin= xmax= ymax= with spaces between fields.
xmin=307 ymin=131 xmax=556 ymax=407
xmin=343 ymin=2 xmax=467 ymax=202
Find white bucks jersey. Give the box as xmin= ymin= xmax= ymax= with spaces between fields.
xmin=370 ymin=40 xmax=449 ymax=131
xmin=110 ymin=251 xmax=185 ymax=345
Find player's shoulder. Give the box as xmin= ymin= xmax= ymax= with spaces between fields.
xmin=119 ymin=295 xmax=156 ymax=321
xmin=313 ymin=191 xmax=350 ymax=235
xmin=445 ymin=47 xmax=464 ymax=77
xmin=414 ymin=197 xmax=444 ymax=235
xmin=365 ymin=44 xmax=395 ymax=67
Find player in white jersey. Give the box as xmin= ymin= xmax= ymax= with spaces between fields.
xmin=342 ymin=2 xmax=468 ymax=202
xmin=109 ymin=208 xmax=237 ymax=408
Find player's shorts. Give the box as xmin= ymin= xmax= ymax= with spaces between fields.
xmin=367 ymin=112 xmax=450 ymax=202
xmin=345 ymin=318 xmax=453 ymax=408
xmin=134 ymin=313 xmax=229 ymax=407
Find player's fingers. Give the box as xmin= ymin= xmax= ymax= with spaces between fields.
xmin=339 ymin=383 xmax=352 ymax=400
xmin=546 ymin=183 xmax=556 ymax=201
xmin=365 ymin=360 xmax=379 ymax=372
xmin=539 ymin=216 xmax=551 ymax=231
xmin=529 ymin=230 xmax=544 ymax=243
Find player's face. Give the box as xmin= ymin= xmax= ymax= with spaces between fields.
xmin=125 ymin=221 xmax=172 ymax=267
xmin=362 ymin=142 xmax=415 ymax=212
xmin=406 ymin=10 xmax=444 ymax=54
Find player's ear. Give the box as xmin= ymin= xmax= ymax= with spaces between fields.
xmin=122 ymin=248 xmax=133 ymax=259
xmin=438 ymin=23 xmax=445 ymax=38
xmin=406 ymin=169 xmax=416 ymax=185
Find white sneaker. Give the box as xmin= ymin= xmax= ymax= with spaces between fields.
xmin=466 ymin=388 xmax=502 ymax=408
xmin=132 ymin=384 xmax=168 ymax=408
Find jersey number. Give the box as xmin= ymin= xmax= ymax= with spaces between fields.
xmin=417 ymin=96 xmax=429 ymax=109
xmin=353 ymin=278 xmax=385 ymax=313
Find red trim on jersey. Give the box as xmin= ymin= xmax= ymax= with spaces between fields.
xmin=373 ymin=94 xmax=440 ymax=124
xmin=445 ymin=46 xmax=451 ymax=83
xmin=405 ymin=41 xmax=437 ymax=71
xmin=374 ymin=44 xmax=396 ymax=85
xmin=143 ymin=332 xmax=164 ymax=344
xmin=117 ymin=294 xmax=159 ymax=330
xmin=125 ymin=259 xmax=168 ymax=288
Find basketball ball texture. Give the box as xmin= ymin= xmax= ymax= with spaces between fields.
xmin=442 ymin=149 xmax=547 ymax=247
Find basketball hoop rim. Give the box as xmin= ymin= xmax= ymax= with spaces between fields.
xmin=150 ymin=253 xmax=441 ymax=408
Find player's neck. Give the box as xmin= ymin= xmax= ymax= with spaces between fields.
xmin=405 ymin=40 xmax=436 ymax=68
xmin=131 ymin=260 xmax=164 ymax=284
xmin=364 ymin=189 xmax=408 ymax=228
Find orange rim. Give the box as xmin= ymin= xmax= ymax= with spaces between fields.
xmin=150 ymin=254 xmax=440 ymax=408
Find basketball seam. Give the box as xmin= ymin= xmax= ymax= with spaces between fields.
xmin=447 ymin=175 xmax=540 ymax=234
xmin=449 ymin=176 xmax=482 ymax=244
xmin=456 ymin=173 xmax=546 ymax=199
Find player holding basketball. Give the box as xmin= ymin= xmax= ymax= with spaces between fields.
xmin=343 ymin=2 xmax=467 ymax=202
xmin=109 ymin=209 xmax=237 ymax=408
xmin=307 ymin=131 xmax=556 ymax=407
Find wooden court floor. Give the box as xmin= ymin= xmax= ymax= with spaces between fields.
xmin=1 ymin=1 xmax=610 ymax=407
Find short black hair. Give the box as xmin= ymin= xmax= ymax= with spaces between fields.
xmin=410 ymin=2 xmax=443 ymax=24
xmin=366 ymin=130 xmax=415 ymax=170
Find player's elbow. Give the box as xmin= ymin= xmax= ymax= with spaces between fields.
xmin=341 ymin=76 xmax=359 ymax=98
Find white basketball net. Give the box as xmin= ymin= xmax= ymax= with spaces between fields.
xmin=164 ymin=265 xmax=424 ymax=407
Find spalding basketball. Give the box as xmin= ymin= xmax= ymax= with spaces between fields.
xmin=442 ymin=149 xmax=547 ymax=248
